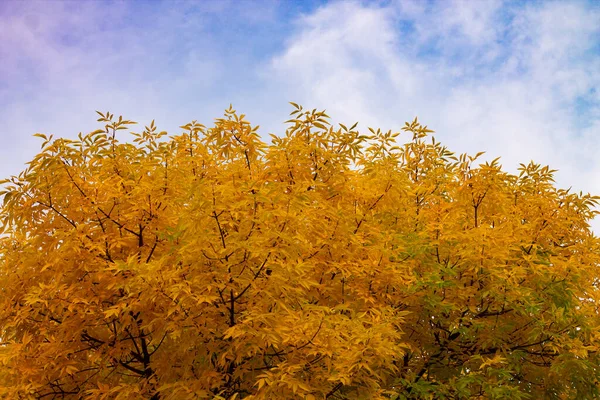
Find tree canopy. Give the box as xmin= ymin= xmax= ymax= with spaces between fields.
xmin=0 ymin=104 xmax=599 ymax=399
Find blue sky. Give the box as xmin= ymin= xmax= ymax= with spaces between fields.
xmin=1 ymin=0 xmax=599 ymax=229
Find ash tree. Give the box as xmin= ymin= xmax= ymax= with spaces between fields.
xmin=0 ymin=103 xmax=599 ymax=399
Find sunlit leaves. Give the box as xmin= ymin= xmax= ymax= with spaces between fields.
xmin=0 ymin=104 xmax=599 ymax=399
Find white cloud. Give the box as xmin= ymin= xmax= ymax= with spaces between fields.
xmin=411 ymin=0 xmax=504 ymax=46
xmin=268 ymin=0 xmax=423 ymax=130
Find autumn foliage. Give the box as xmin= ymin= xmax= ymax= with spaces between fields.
xmin=0 ymin=104 xmax=599 ymax=399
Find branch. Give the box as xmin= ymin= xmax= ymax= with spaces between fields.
xmin=326 ymin=383 xmax=343 ymax=399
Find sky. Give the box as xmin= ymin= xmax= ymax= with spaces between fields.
xmin=1 ymin=0 xmax=599 ymax=230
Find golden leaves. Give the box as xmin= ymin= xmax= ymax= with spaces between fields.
xmin=0 ymin=104 xmax=598 ymax=399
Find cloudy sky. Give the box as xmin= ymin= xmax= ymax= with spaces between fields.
xmin=1 ymin=0 xmax=599 ymax=229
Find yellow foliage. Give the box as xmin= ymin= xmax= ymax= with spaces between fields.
xmin=0 ymin=104 xmax=599 ymax=399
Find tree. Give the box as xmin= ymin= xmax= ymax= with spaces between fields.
xmin=0 ymin=103 xmax=598 ymax=399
